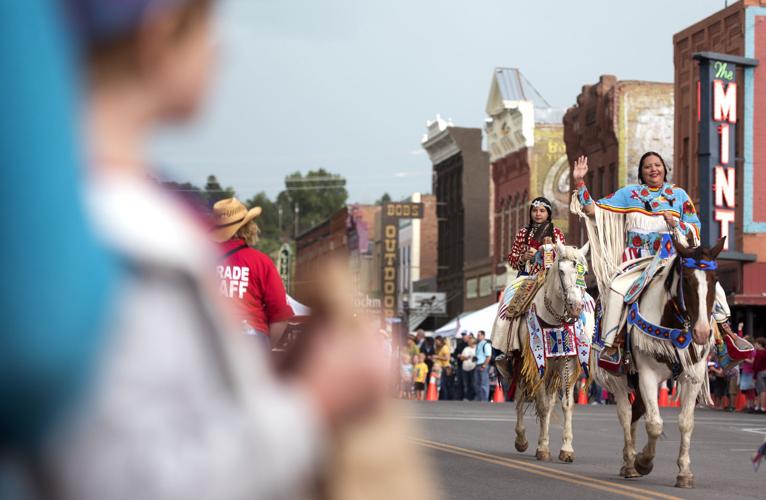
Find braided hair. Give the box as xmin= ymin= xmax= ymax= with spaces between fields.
xmin=525 ymin=197 xmax=555 ymax=243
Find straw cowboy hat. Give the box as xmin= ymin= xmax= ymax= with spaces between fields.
xmin=210 ymin=198 xmax=262 ymax=242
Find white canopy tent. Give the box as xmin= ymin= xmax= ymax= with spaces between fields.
xmin=287 ymin=295 xmax=311 ymax=317
xmin=435 ymin=302 xmax=499 ymax=339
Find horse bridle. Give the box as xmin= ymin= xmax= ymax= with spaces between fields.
xmin=671 ymin=255 xmax=719 ymax=332
xmin=543 ymin=257 xmax=582 ymax=325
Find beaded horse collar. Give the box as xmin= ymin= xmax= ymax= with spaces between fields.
xmin=630 ymin=252 xmax=718 ymax=350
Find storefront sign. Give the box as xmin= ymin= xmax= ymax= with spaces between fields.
xmin=695 ymin=52 xmax=758 ymax=250
xmin=381 ymin=202 xmax=424 ymax=318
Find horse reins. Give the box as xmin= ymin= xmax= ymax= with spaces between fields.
xmin=542 ymin=258 xmax=579 ymax=325
xmin=668 ymin=252 xmax=718 ymax=334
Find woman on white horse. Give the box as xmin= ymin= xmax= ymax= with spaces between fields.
xmin=508 ymin=197 xmax=566 ymax=277
xmin=494 ymin=198 xmax=566 ymax=356
xmin=569 ymin=152 xmax=731 ymax=369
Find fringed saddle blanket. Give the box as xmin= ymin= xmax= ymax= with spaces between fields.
xmin=498 ymin=271 xmax=547 ymax=320
xmin=624 ymin=234 xmax=675 ymax=304
xmin=526 ymin=304 xmax=591 ymax=377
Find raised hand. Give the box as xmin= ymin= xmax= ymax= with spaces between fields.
xmin=572 ymin=155 xmax=589 ymax=182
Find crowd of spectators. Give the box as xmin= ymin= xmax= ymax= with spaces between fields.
xmin=398 ymin=330 xmax=499 ymax=402
xmin=709 ymin=334 xmax=766 ymax=413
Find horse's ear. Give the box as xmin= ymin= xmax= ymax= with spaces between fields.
xmin=673 ymin=234 xmax=693 ymax=258
xmin=580 ymin=241 xmax=590 ymax=258
xmin=711 ymin=237 xmax=726 ymax=259
xmin=556 ymin=239 xmax=566 ymax=257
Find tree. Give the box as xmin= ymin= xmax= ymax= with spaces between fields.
xmin=275 ymin=169 xmax=348 ymax=236
xmin=245 ymin=191 xmax=281 ymax=258
xmin=376 ymin=192 xmax=392 ymax=205
xmin=159 ymin=180 xmax=208 ymax=215
xmin=204 ymin=175 xmax=235 ymax=205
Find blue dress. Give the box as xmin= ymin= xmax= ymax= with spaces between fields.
xmin=592 ymin=183 xmax=701 ymax=261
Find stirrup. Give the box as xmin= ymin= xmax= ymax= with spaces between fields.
xmin=598 ymin=346 xmax=622 ymax=373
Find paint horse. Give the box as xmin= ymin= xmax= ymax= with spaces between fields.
xmin=513 ymin=241 xmax=595 ymax=463
xmin=591 ymin=237 xmax=725 ymax=488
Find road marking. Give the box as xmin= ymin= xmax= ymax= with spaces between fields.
xmin=406 ymin=414 xmax=766 ymax=425
xmin=413 ymin=438 xmax=683 ymax=500
xmin=740 ymin=427 xmax=766 ymax=435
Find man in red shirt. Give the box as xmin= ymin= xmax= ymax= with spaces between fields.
xmin=212 ymin=198 xmax=294 ymax=348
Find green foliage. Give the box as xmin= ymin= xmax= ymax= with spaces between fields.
xmin=204 ymin=175 xmax=235 ymax=205
xmin=275 ymin=168 xmax=348 ymax=236
xmin=163 ymin=169 xmax=348 ymax=259
xmin=376 ymin=192 xmax=392 ymax=205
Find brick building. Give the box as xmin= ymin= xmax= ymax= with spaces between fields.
xmin=398 ymin=193 xmax=438 ymax=329
xmin=673 ymin=0 xmax=766 ymax=334
xmin=563 ymin=77 xmax=674 ymax=245
xmin=421 ymin=116 xmax=492 ymax=322
xmin=293 ymin=204 xmax=380 ymax=306
xmin=397 ymin=192 xmax=438 ymax=298
xmin=485 ymin=68 xmax=568 ymax=289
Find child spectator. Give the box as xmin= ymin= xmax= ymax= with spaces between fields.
xmin=399 ymin=352 xmax=413 ymax=400
xmin=708 ymin=355 xmax=726 ymax=409
xmin=431 ymin=363 xmax=443 ymax=398
xmin=413 ymin=354 xmax=429 ymax=400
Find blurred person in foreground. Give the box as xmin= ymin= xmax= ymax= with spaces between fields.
xmin=1 ymin=0 xmax=115 ymax=497
xmin=211 ymin=197 xmax=293 ymax=349
xmin=40 ymin=1 xmax=396 ymax=499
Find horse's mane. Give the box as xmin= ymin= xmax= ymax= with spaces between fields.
xmin=556 ymin=244 xmax=586 ymax=264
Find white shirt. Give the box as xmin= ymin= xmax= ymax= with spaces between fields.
xmin=461 ymin=346 xmax=477 ymax=371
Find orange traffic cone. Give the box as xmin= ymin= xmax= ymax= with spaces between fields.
xmin=577 ymin=379 xmax=588 ymax=405
xmin=735 ymin=391 xmax=746 ymax=412
xmin=669 ymin=386 xmax=679 ymax=408
xmin=492 ymin=383 xmax=505 ymax=403
xmin=426 ymin=375 xmax=438 ymax=401
xmin=659 ymin=382 xmax=669 ymax=408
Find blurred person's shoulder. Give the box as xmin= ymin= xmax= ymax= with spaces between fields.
xmin=85 ymin=170 xmax=216 ymax=273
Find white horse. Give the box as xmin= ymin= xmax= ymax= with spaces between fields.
xmin=513 ymin=242 xmax=594 ymax=463
xmin=591 ymin=237 xmax=725 ymax=488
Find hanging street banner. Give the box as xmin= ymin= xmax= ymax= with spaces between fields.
xmin=277 ymin=243 xmax=292 ymax=293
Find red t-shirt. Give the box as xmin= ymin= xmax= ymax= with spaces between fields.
xmin=217 ymin=239 xmax=293 ymax=334
xmin=753 ymin=349 xmax=766 ymax=374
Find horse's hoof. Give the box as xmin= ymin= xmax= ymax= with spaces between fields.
xmin=634 ymin=454 xmax=654 ymax=476
xmin=675 ymin=475 xmax=694 ymax=489
xmin=515 ymin=439 xmax=528 ymax=453
xmin=558 ymin=450 xmax=574 ymax=463
xmin=535 ymin=449 xmax=552 ymax=461
xmin=620 ymin=466 xmax=641 ymax=479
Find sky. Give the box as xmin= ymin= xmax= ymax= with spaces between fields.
xmin=150 ymin=0 xmax=731 ymax=204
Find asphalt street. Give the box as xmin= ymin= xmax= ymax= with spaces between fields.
xmin=405 ymin=401 xmax=766 ymax=500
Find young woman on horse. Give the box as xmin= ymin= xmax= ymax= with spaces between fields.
xmin=508 ymin=197 xmax=566 ymax=277
xmin=492 ymin=197 xmax=570 ymax=359
xmin=570 ymin=152 xmax=705 ymax=364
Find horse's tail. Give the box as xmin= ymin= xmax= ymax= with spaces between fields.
xmin=630 ymin=382 xmax=647 ymax=424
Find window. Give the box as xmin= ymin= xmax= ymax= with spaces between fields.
xmin=479 ymin=275 xmax=492 ymax=297
xmin=466 ymin=278 xmax=478 ymax=299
